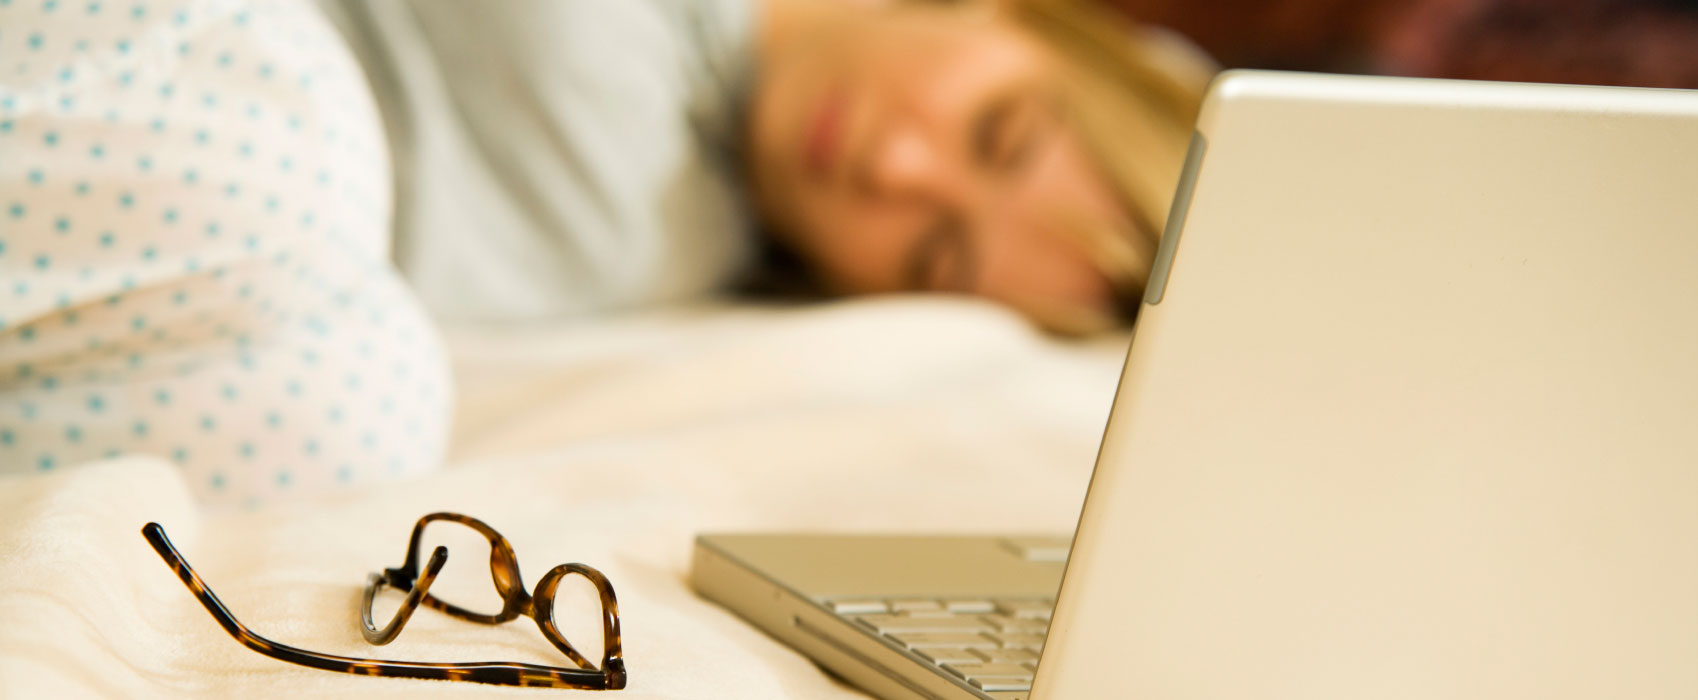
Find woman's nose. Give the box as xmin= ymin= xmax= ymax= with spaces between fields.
xmin=856 ymin=123 xmax=949 ymax=200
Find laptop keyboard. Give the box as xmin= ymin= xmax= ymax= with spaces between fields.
xmin=824 ymin=596 xmax=1054 ymax=699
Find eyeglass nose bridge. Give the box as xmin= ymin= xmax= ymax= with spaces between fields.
xmin=532 ymin=562 xmax=626 ymax=689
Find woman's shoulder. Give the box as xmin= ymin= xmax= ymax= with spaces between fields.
xmin=323 ymin=0 xmax=764 ymax=321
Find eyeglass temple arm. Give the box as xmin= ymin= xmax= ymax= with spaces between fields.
xmin=142 ymin=523 xmax=292 ymax=651
xmin=142 ymin=522 xmax=445 ymax=655
xmin=361 ymin=547 xmax=449 ymax=645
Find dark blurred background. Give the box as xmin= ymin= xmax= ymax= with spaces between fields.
xmin=1108 ymin=0 xmax=1698 ymax=89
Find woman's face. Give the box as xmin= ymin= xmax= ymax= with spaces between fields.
xmin=749 ymin=1 xmax=1134 ymax=329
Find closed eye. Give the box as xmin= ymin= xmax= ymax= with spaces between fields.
xmin=972 ymin=92 xmax=1049 ymax=174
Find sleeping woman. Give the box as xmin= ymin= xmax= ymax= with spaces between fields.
xmin=320 ymin=0 xmax=1212 ymax=332
xmin=0 ymin=0 xmax=1209 ymax=504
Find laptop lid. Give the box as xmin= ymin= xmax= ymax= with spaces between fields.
xmin=1035 ymin=71 xmax=1698 ymax=699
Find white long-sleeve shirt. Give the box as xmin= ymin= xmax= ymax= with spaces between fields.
xmin=0 ymin=0 xmax=451 ymax=504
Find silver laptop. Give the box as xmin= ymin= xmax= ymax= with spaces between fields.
xmin=691 ymin=70 xmax=1698 ymax=700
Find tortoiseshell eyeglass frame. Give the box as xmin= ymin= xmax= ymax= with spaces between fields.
xmin=141 ymin=514 xmax=626 ymax=690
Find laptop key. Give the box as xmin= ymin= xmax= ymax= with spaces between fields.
xmin=944 ymin=599 xmax=995 ymax=613
xmin=854 ymin=614 xmax=991 ymax=634
xmin=915 ymin=647 xmax=981 ymax=665
xmin=969 ymin=676 xmax=1035 ymax=692
xmin=981 ymin=614 xmax=1048 ymax=634
xmin=989 ymin=633 xmax=1046 ymax=650
xmin=887 ymin=632 xmax=998 ymax=649
xmin=1001 ymin=536 xmax=1071 ymax=563
xmin=971 ymin=648 xmax=1039 ymax=664
xmin=942 ymin=662 xmax=1032 ymax=680
xmin=889 ymin=599 xmax=944 ymax=612
xmin=826 ymin=599 xmax=888 ymax=614
xmin=994 ymin=600 xmax=1054 ymax=620
xmin=984 ymin=693 xmax=1029 ymax=700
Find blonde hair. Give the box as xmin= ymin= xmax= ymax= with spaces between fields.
xmin=1004 ymin=0 xmax=1215 ymax=330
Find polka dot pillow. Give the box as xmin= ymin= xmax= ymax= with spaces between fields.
xmin=0 ymin=0 xmax=450 ymax=505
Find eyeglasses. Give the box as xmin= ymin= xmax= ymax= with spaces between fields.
xmin=141 ymin=512 xmax=626 ymax=690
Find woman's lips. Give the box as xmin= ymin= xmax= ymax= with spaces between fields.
xmin=804 ymin=90 xmax=846 ymax=180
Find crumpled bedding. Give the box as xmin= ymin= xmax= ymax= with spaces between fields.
xmin=0 ymin=297 xmax=1127 ymax=699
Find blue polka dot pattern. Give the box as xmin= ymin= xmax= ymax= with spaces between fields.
xmin=0 ymin=0 xmax=451 ymax=504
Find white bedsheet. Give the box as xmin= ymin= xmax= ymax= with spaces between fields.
xmin=0 ymin=297 xmax=1127 ymax=699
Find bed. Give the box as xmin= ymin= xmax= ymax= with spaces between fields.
xmin=0 ymin=297 xmax=1128 ymax=699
